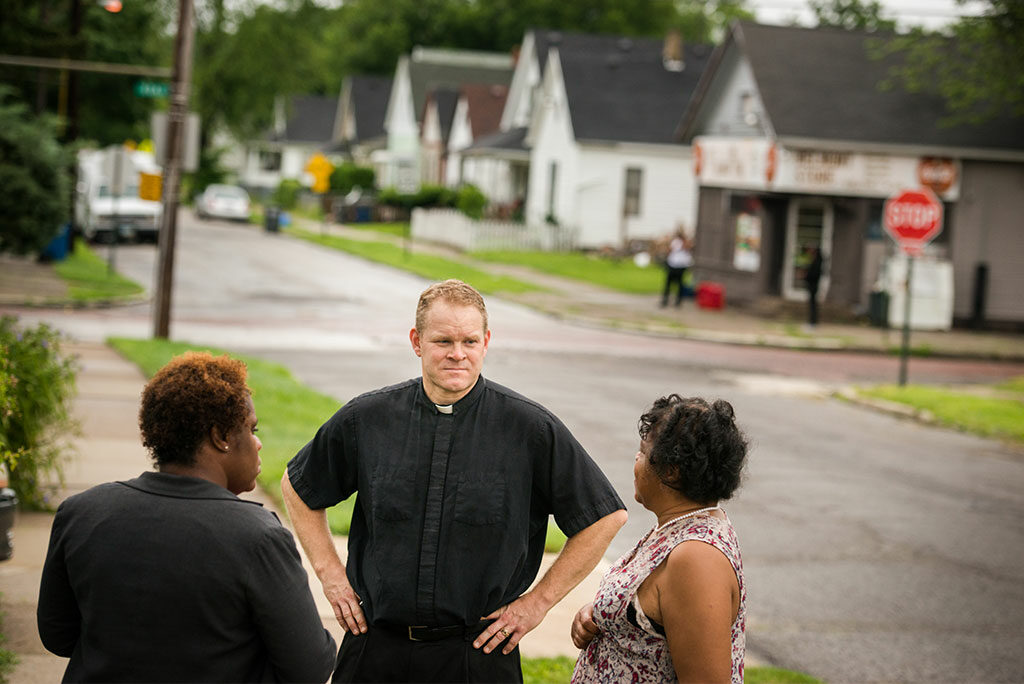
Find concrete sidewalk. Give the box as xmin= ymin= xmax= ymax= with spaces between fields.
xmin=0 ymin=342 xmax=601 ymax=683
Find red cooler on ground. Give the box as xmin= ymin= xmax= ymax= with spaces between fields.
xmin=696 ymin=282 xmax=725 ymax=310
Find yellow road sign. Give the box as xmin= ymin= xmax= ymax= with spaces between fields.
xmin=139 ymin=172 xmax=162 ymax=201
xmin=305 ymin=153 xmax=334 ymax=194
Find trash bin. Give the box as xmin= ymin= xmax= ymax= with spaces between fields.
xmin=0 ymin=488 xmax=17 ymax=561
xmin=696 ymin=282 xmax=725 ymax=310
xmin=869 ymin=290 xmax=889 ymax=328
xmin=40 ymin=223 xmax=71 ymax=262
xmin=264 ymin=206 xmax=280 ymax=233
xmin=355 ymin=205 xmax=371 ymax=223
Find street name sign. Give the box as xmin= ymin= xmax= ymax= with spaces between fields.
xmin=134 ymin=80 xmax=169 ymax=98
xmin=883 ymin=188 xmax=944 ymax=255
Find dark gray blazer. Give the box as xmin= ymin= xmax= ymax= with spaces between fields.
xmin=37 ymin=471 xmax=337 ymax=683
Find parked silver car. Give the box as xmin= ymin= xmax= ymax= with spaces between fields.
xmin=195 ymin=184 xmax=252 ymax=222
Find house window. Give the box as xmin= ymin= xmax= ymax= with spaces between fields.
xmin=259 ymin=149 xmax=281 ymax=172
xmin=547 ymin=161 xmax=558 ymax=219
xmin=623 ymin=167 xmax=642 ymax=217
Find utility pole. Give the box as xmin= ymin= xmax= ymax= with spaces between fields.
xmin=152 ymin=0 xmax=195 ymax=339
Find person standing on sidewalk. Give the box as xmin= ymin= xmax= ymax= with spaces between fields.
xmin=282 ymin=279 xmax=627 ymax=683
xmin=37 ymin=352 xmax=337 ymax=683
xmin=804 ymin=246 xmax=824 ymax=328
xmin=661 ymin=232 xmax=694 ymax=308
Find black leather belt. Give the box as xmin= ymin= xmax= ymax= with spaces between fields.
xmin=381 ymin=620 xmax=493 ymax=642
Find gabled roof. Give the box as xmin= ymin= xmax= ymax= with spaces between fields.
xmin=461 ymin=84 xmax=508 ymax=138
xmin=409 ymin=47 xmax=513 ymax=123
xmin=680 ymin=21 xmax=1024 ymax=154
xmin=348 ymin=75 xmax=391 ymax=143
xmin=531 ymin=29 xmax=652 ymax=75
xmin=272 ymin=94 xmax=337 ymax=144
xmin=556 ymin=38 xmax=712 ymax=145
xmin=425 ymin=88 xmax=460 ymax=144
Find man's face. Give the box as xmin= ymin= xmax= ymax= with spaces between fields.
xmin=410 ymin=300 xmax=490 ymax=405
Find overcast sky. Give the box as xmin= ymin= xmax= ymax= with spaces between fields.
xmin=744 ymin=0 xmax=988 ymax=30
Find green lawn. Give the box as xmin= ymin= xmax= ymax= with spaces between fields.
xmin=288 ymin=227 xmax=542 ymax=295
xmin=107 ymin=336 xmax=567 ymax=551
xmin=998 ymin=375 xmax=1024 ymax=394
xmin=341 ymin=221 xmax=410 ymax=238
xmin=857 ymin=384 xmax=1024 ymax=443
xmin=53 ymin=242 xmax=145 ymax=301
xmin=470 ymin=250 xmax=664 ymax=294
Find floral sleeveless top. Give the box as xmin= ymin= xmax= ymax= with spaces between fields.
xmin=571 ymin=512 xmax=746 ymax=683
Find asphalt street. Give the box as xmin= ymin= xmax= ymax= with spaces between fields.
xmin=7 ymin=215 xmax=1024 ymax=682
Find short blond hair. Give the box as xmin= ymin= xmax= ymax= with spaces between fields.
xmin=415 ymin=279 xmax=488 ymax=332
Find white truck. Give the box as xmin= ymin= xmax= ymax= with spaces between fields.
xmin=75 ymin=147 xmax=163 ymax=243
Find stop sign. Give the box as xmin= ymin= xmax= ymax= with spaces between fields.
xmin=883 ymin=188 xmax=944 ymax=255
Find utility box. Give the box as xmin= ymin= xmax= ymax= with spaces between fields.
xmin=884 ymin=255 xmax=954 ymax=330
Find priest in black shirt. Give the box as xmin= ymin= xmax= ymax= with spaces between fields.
xmin=283 ymin=279 xmax=627 ymax=683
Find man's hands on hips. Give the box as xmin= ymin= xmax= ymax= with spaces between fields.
xmin=474 ymin=593 xmax=548 ymax=655
xmin=322 ymin=565 xmax=366 ymax=634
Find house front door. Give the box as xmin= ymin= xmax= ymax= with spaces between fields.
xmin=782 ymin=198 xmax=833 ymax=300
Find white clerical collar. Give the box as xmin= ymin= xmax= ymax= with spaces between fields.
xmin=435 ymin=404 xmax=453 ymax=414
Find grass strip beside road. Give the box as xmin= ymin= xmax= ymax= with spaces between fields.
xmin=471 ymin=250 xmax=664 ymax=294
xmin=106 ymin=336 xmax=567 ymax=552
xmin=53 ymin=242 xmax=144 ymax=302
xmin=107 ymin=337 xmax=357 ymax=535
xmin=288 ymin=227 xmax=542 ymax=295
xmin=341 ymin=221 xmax=410 ymax=238
xmin=857 ymin=383 xmax=1024 ymax=444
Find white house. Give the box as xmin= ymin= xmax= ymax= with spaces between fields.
xmin=445 ymin=84 xmax=509 ymax=200
xmin=333 ymin=74 xmax=392 ymax=173
xmin=524 ymin=34 xmax=712 ymax=249
xmin=234 ymin=94 xmax=338 ymax=194
xmin=381 ymin=47 xmax=512 ymax=192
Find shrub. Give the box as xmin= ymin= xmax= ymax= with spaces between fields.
xmin=330 ymin=161 xmax=376 ymax=195
xmin=0 ymin=87 xmax=69 ymax=256
xmin=414 ymin=184 xmax=456 ymax=208
xmin=271 ymin=178 xmax=303 ymax=210
xmin=456 ymin=184 xmax=487 ymax=220
xmin=0 ymin=316 xmax=78 ymax=509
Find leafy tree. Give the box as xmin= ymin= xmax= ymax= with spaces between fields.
xmin=191 ymin=0 xmax=337 ymax=140
xmin=0 ymin=88 xmax=69 ymax=255
xmin=0 ymin=1 xmax=173 ymax=145
xmin=809 ymin=0 xmax=897 ymax=32
xmin=880 ymin=0 xmax=1024 ymax=123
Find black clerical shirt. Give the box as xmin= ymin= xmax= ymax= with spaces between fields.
xmin=288 ymin=376 xmax=625 ymax=628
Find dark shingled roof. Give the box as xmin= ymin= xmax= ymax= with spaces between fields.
xmin=349 ymin=75 xmax=391 ymax=143
xmin=531 ymin=30 xmax=654 ymax=74
xmin=557 ymin=38 xmax=712 ymax=145
xmin=463 ymin=126 xmax=529 ymax=155
xmin=694 ymin=22 xmax=1024 ymax=153
xmin=426 ymin=88 xmax=459 ymax=144
xmin=278 ymin=94 xmax=337 ymax=143
xmin=409 ymin=51 xmax=512 ymax=124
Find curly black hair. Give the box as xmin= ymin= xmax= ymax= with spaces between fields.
xmin=638 ymin=395 xmax=748 ymax=504
xmin=139 ymin=352 xmax=251 ymax=467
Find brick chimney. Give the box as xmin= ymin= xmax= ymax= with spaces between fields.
xmin=663 ymin=29 xmax=684 ymax=72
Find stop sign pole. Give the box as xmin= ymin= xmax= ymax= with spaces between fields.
xmin=882 ymin=188 xmax=944 ymax=386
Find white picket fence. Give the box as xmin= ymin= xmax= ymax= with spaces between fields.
xmin=410 ymin=208 xmax=577 ymax=252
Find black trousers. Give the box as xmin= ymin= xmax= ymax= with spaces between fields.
xmin=662 ymin=266 xmax=688 ymax=306
xmin=333 ymin=627 xmax=523 ymax=684
xmin=807 ymin=285 xmax=819 ymax=325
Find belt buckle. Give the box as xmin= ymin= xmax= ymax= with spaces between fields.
xmin=408 ymin=625 xmax=426 ymax=642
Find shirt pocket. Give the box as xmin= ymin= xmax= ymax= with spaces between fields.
xmin=454 ymin=472 xmax=506 ymax=525
xmin=371 ymin=465 xmax=415 ymax=521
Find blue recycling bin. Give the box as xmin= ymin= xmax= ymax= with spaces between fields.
xmin=41 ymin=223 xmax=71 ymax=261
